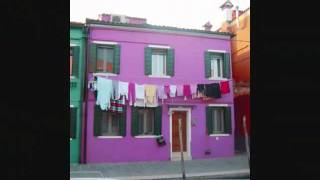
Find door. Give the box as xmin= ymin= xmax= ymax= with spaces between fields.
xmin=172 ymin=111 xmax=187 ymax=152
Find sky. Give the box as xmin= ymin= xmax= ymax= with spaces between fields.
xmin=70 ymin=0 xmax=250 ymax=31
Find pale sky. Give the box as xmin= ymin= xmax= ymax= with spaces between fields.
xmin=70 ymin=0 xmax=250 ymax=30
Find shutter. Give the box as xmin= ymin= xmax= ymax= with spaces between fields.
xmin=93 ymin=105 xmax=102 ymax=136
xmin=166 ymin=49 xmax=174 ymax=76
xmin=119 ymin=106 xmax=127 ymax=137
xmin=70 ymin=107 xmax=77 ymax=139
xmin=113 ymin=45 xmax=121 ymax=74
xmin=131 ymin=107 xmax=139 ymax=136
xmin=154 ymin=106 xmax=162 ymax=135
xmin=204 ymin=51 xmax=211 ymax=78
xmin=206 ymin=106 xmax=213 ymax=135
xmin=89 ymin=43 xmax=97 ymax=73
xmin=144 ymin=47 xmax=152 ymax=75
xmin=72 ymin=46 xmax=80 ymax=77
xmin=224 ymin=106 xmax=232 ymax=134
xmin=223 ymin=53 xmax=231 ymax=79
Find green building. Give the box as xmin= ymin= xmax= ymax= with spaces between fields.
xmin=70 ymin=22 xmax=86 ymax=164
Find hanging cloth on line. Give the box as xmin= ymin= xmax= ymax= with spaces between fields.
xmin=96 ymin=77 xmax=113 ymax=110
xmin=220 ymin=81 xmax=230 ymax=94
xmin=205 ymin=83 xmax=221 ymax=98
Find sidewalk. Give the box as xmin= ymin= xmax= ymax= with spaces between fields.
xmin=70 ymin=154 xmax=249 ymax=179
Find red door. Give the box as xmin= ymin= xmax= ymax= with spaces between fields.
xmin=172 ymin=111 xmax=187 ymax=152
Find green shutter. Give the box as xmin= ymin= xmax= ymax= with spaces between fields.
xmin=70 ymin=107 xmax=77 ymax=139
xmin=223 ymin=53 xmax=231 ymax=78
xmin=113 ymin=45 xmax=121 ymax=74
xmin=144 ymin=47 xmax=152 ymax=75
xmin=204 ymin=51 xmax=211 ymax=78
xmin=72 ymin=46 xmax=80 ymax=77
xmin=93 ymin=105 xmax=102 ymax=136
xmin=154 ymin=106 xmax=162 ymax=135
xmin=206 ymin=106 xmax=213 ymax=135
xmin=131 ymin=107 xmax=139 ymax=136
xmin=119 ymin=106 xmax=127 ymax=137
xmin=89 ymin=43 xmax=97 ymax=73
xmin=224 ymin=106 xmax=232 ymax=134
xmin=166 ymin=49 xmax=174 ymax=76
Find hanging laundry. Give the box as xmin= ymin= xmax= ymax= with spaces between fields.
xmin=164 ymin=85 xmax=170 ymax=97
xmin=109 ymin=95 xmax=125 ymax=113
xmin=220 ymin=81 xmax=230 ymax=94
xmin=118 ymin=81 xmax=129 ymax=100
xmin=96 ymin=77 xmax=113 ymax=110
xmin=197 ymin=84 xmax=205 ymax=98
xmin=183 ymin=84 xmax=191 ymax=97
xmin=112 ymin=80 xmax=119 ymax=99
xmin=205 ymin=83 xmax=221 ymax=98
xmin=176 ymin=85 xmax=184 ymax=96
xmin=190 ymin=84 xmax=197 ymax=99
xmin=145 ymin=85 xmax=157 ymax=104
xmin=169 ymin=85 xmax=177 ymax=98
xmin=134 ymin=84 xmax=145 ymax=107
xmin=157 ymin=85 xmax=167 ymax=100
xmin=128 ymin=82 xmax=136 ymax=106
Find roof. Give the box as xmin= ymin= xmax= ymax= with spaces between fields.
xmin=220 ymin=0 xmax=234 ymax=9
xmin=86 ymin=18 xmax=233 ymax=37
xmin=216 ymin=7 xmax=250 ymax=31
xmin=70 ymin=21 xmax=84 ymax=28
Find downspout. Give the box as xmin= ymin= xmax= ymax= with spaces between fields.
xmin=80 ymin=25 xmax=90 ymax=164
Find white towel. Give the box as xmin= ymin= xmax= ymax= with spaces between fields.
xmin=96 ymin=77 xmax=113 ymax=110
xmin=118 ymin=81 xmax=129 ymax=100
xmin=169 ymin=85 xmax=177 ymax=98
xmin=134 ymin=84 xmax=145 ymax=107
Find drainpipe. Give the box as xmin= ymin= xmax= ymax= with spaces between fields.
xmin=80 ymin=25 xmax=90 ymax=164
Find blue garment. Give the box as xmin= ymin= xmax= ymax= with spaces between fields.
xmin=96 ymin=77 xmax=113 ymax=110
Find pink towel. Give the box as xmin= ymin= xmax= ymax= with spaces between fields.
xmin=190 ymin=84 xmax=197 ymax=95
xmin=176 ymin=85 xmax=184 ymax=96
xmin=128 ymin=82 xmax=135 ymax=105
xmin=183 ymin=85 xmax=191 ymax=97
xmin=157 ymin=85 xmax=167 ymax=99
xmin=164 ymin=85 xmax=170 ymax=96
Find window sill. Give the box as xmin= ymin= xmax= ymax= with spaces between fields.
xmin=97 ymin=136 xmax=123 ymax=139
xmin=134 ymin=135 xmax=159 ymax=138
xmin=93 ymin=72 xmax=118 ymax=77
xmin=70 ymin=138 xmax=72 ymax=141
xmin=209 ymin=134 xmax=230 ymax=137
xmin=207 ymin=77 xmax=229 ymax=81
xmin=70 ymin=76 xmax=78 ymax=81
xmin=148 ymin=75 xmax=171 ymax=78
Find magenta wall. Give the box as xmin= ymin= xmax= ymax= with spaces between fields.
xmin=86 ymin=26 xmax=234 ymax=163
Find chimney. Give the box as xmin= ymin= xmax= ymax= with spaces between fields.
xmin=235 ymin=5 xmax=240 ymax=28
xmin=203 ymin=21 xmax=212 ymax=31
xmin=220 ymin=0 xmax=234 ymax=23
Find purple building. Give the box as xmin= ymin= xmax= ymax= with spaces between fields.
xmin=83 ymin=14 xmax=234 ymax=163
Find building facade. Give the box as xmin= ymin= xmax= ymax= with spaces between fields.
xmin=83 ymin=14 xmax=235 ymax=163
xmin=70 ymin=22 xmax=86 ymax=164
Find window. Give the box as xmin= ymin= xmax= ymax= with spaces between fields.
xmin=70 ymin=107 xmax=77 ymax=139
xmin=151 ymin=49 xmax=167 ymax=76
xmin=131 ymin=106 xmax=162 ymax=136
xmin=97 ymin=46 xmax=115 ymax=73
xmin=210 ymin=55 xmax=223 ymax=78
xmin=206 ymin=106 xmax=232 ymax=135
xmin=137 ymin=108 xmax=155 ymax=135
xmin=100 ymin=112 xmax=121 ymax=136
xmin=70 ymin=46 xmax=79 ymax=77
xmin=70 ymin=47 xmax=73 ymax=76
xmin=112 ymin=15 xmax=121 ymax=23
xmin=93 ymin=105 xmax=126 ymax=137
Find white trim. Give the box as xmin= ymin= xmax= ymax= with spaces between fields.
xmin=207 ymin=49 xmax=227 ymax=53
xmin=134 ymin=135 xmax=159 ymax=138
xmin=70 ymin=44 xmax=78 ymax=47
xmin=70 ymin=76 xmax=76 ymax=80
xmin=209 ymin=134 xmax=230 ymax=137
xmin=96 ymin=136 xmax=123 ymax=139
xmin=70 ymin=105 xmax=74 ymax=108
xmin=207 ymin=77 xmax=229 ymax=81
xmin=93 ymin=72 xmax=118 ymax=77
xmin=92 ymin=40 xmax=118 ymax=45
xmin=169 ymin=107 xmax=192 ymax=161
xmin=70 ymin=138 xmax=73 ymax=141
xmin=89 ymin=24 xmax=231 ymax=40
xmin=208 ymin=104 xmax=230 ymax=107
xmin=148 ymin=45 xmax=171 ymax=49
xmin=148 ymin=75 xmax=171 ymax=78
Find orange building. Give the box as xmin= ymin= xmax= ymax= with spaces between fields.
xmin=218 ymin=1 xmax=250 ymax=153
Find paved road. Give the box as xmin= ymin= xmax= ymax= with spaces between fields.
xmin=70 ymin=154 xmax=249 ymax=179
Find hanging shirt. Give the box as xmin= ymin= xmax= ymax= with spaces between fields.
xmin=109 ymin=96 xmax=125 ymax=113
xmin=134 ymin=84 xmax=145 ymax=107
xmin=96 ymin=77 xmax=113 ymax=110
xmin=157 ymin=85 xmax=167 ymax=100
xmin=128 ymin=82 xmax=136 ymax=106
xmin=164 ymin=85 xmax=170 ymax=97
xmin=183 ymin=84 xmax=191 ymax=97
xmin=205 ymin=83 xmax=221 ymax=98
xmin=197 ymin=84 xmax=205 ymax=98
xmin=169 ymin=85 xmax=177 ymax=98
xmin=190 ymin=84 xmax=197 ymax=98
xmin=220 ymin=81 xmax=230 ymax=94
xmin=145 ymin=84 xmax=157 ymax=104
xmin=118 ymin=81 xmax=129 ymax=100
xmin=176 ymin=85 xmax=184 ymax=96
xmin=112 ymin=80 xmax=119 ymax=99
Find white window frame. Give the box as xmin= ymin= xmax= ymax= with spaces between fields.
xmin=137 ymin=108 xmax=155 ymax=136
xmin=207 ymin=49 xmax=229 ymax=81
xmin=150 ymin=48 xmax=167 ymax=77
xmin=210 ymin=56 xmax=223 ymax=79
xmin=99 ymin=112 xmax=121 ymax=137
xmin=208 ymin=104 xmax=231 ymax=137
xmin=95 ymin=44 xmax=117 ymax=75
xmin=69 ymin=45 xmax=78 ymax=80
